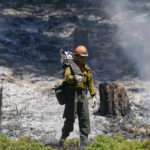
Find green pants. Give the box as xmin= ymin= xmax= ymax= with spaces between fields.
xmin=62 ymin=89 xmax=90 ymax=140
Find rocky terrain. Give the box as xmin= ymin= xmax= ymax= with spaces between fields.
xmin=0 ymin=0 xmax=150 ymax=147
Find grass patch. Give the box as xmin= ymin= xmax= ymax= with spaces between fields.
xmin=0 ymin=134 xmax=150 ymax=150
xmin=63 ymin=138 xmax=80 ymax=150
xmin=85 ymin=135 xmax=150 ymax=150
xmin=0 ymin=134 xmax=55 ymax=150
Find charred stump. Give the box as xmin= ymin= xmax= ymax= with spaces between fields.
xmin=99 ymin=83 xmax=130 ymax=117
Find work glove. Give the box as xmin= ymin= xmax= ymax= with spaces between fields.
xmin=74 ymin=75 xmax=84 ymax=82
xmin=92 ymin=96 xmax=97 ymax=108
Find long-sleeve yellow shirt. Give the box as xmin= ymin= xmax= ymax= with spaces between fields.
xmin=64 ymin=64 xmax=96 ymax=96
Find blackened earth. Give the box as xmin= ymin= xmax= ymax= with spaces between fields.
xmin=0 ymin=0 xmax=149 ymax=148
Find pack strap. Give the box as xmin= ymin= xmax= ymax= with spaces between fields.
xmin=68 ymin=59 xmax=83 ymax=76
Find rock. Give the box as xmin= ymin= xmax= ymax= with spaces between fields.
xmin=99 ymin=83 xmax=130 ymax=117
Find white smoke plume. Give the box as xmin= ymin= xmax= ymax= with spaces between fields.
xmin=108 ymin=0 xmax=150 ymax=80
xmin=106 ymin=0 xmax=150 ymax=122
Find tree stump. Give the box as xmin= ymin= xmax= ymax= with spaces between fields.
xmin=99 ymin=83 xmax=130 ymax=117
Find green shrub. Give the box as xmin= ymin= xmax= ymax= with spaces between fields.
xmin=0 ymin=134 xmax=149 ymax=150
xmin=0 ymin=134 xmax=55 ymax=150
xmin=120 ymin=139 xmax=150 ymax=150
xmin=85 ymin=135 xmax=150 ymax=150
xmin=85 ymin=135 xmax=120 ymax=150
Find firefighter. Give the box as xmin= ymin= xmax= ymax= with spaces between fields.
xmin=60 ymin=45 xmax=96 ymax=146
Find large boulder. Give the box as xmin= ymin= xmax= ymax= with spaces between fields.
xmin=99 ymin=83 xmax=130 ymax=117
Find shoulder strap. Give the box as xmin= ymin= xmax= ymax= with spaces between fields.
xmin=68 ymin=59 xmax=83 ymax=75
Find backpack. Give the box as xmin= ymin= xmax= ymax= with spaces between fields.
xmin=54 ymin=81 xmax=67 ymax=105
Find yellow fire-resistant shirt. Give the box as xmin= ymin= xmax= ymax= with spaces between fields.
xmin=64 ymin=64 xmax=96 ymax=96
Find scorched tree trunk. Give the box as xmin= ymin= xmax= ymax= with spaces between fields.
xmin=99 ymin=83 xmax=130 ymax=117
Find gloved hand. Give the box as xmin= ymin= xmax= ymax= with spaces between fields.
xmin=74 ymin=75 xmax=83 ymax=82
xmin=92 ymin=96 xmax=96 ymax=108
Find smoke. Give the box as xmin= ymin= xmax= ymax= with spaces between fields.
xmin=105 ymin=0 xmax=150 ymax=123
xmin=108 ymin=0 xmax=150 ymax=80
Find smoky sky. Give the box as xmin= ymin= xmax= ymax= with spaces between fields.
xmin=107 ymin=0 xmax=150 ymax=80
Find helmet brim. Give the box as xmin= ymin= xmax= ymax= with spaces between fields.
xmin=74 ymin=52 xmax=88 ymax=57
xmin=79 ymin=54 xmax=88 ymax=57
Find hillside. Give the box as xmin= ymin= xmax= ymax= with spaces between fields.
xmin=0 ymin=0 xmax=150 ymax=146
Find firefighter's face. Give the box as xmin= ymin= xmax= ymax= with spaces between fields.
xmin=75 ymin=55 xmax=86 ymax=64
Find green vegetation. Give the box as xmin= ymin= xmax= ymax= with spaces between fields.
xmin=63 ymin=138 xmax=80 ymax=150
xmin=0 ymin=134 xmax=150 ymax=150
xmin=85 ymin=135 xmax=150 ymax=150
xmin=0 ymin=134 xmax=55 ymax=150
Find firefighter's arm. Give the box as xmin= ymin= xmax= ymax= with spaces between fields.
xmin=87 ymin=69 xmax=96 ymax=96
xmin=64 ymin=66 xmax=76 ymax=84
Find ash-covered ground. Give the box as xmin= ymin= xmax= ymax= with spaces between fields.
xmin=0 ymin=0 xmax=150 ymax=146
